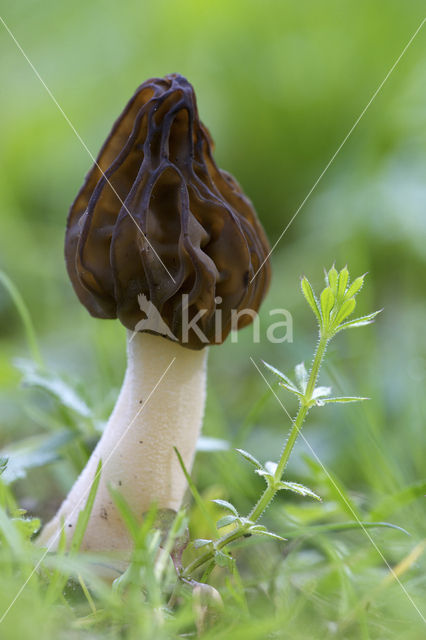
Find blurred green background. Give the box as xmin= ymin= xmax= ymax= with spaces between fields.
xmin=0 ymin=1 xmax=425 ymax=638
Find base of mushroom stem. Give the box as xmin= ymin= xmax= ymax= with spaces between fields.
xmin=40 ymin=509 xmax=180 ymax=584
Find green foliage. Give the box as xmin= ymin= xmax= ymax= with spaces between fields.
xmin=0 ymin=430 xmax=74 ymax=484
xmin=181 ymin=267 xmax=384 ymax=582
xmin=0 ymin=261 xmax=424 ymax=638
xmin=1 ymin=2 xmax=425 ymax=636
xmin=16 ymin=359 xmax=92 ymax=418
xmin=279 ymin=481 xmax=321 ymax=501
xmin=301 ymin=267 xmax=382 ymax=339
xmin=0 ymin=271 xmax=43 ymax=367
xmin=70 ymin=461 xmax=102 ymax=553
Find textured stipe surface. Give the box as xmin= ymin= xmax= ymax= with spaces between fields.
xmin=39 ymin=331 xmax=207 ymax=554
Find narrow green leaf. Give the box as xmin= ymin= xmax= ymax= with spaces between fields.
xmin=200 ymin=560 xmax=217 ymax=583
xmin=216 ymin=515 xmax=237 ymax=529
xmin=78 ymin=575 xmax=97 ymax=615
xmin=211 ymin=499 xmax=238 ymax=516
xmin=327 ymin=265 xmax=339 ymax=296
xmin=337 ymin=267 xmax=349 ymax=300
xmin=320 ymin=287 xmax=335 ymax=327
xmin=44 ymin=515 xmax=73 ymax=605
xmin=174 ymin=447 xmax=217 ymax=538
xmin=57 ymin=515 xmax=68 ymax=554
xmin=301 ymin=277 xmax=322 ymax=324
xmin=279 ymin=481 xmax=321 ymax=501
xmin=262 ymin=361 xmax=298 ymax=391
xmin=236 ymin=448 xmax=263 ymax=469
xmin=336 ymin=309 xmax=383 ymax=332
xmin=250 ymin=529 xmax=286 ymax=542
xmin=345 ymin=275 xmax=365 ymax=299
xmin=295 ymin=362 xmax=308 ymax=393
xmin=247 ymin=524 xmax=267 ymax=533
xmin=334 ymin=297 xmax=356 ymax=326
xmin=279 ymin=381 xmax=304 ymax=398
xmin=70 ymin=460 xmax=102 ymax=552
xmin=282 ymin=520 xmax=410 ymax=539
xmin=0 ymin=271 xmax=43 ymax=367
xmin=108 ymin=484 xmax=140 ymax=541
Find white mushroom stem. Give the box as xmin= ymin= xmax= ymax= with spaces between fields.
xmin=39 ymin=331 xmax=207 ymax=556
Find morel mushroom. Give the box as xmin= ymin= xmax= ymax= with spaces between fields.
xmin=39 ymin=74 xmax=271 ymax=557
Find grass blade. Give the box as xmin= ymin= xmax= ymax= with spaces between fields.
xmin=0 ymin=270 xmax=43 ymax=367
xmin=70 ymin=460 xmax=102 ymax=552
xmin=174 ymin=446 xmax=217 ymax=538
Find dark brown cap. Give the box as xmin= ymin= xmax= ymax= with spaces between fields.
xmin=65 ymin=74 xmax=271 ymax=349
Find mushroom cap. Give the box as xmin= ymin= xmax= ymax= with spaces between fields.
xmin=65 ymin=74 xmax=271 ymax=349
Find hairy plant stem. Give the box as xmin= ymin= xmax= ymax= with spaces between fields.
xmin=182 ymin=332 xmax=329 ymax=579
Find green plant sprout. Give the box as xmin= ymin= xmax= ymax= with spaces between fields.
xmin=181 ymin=266 xmax=381 ymax=581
